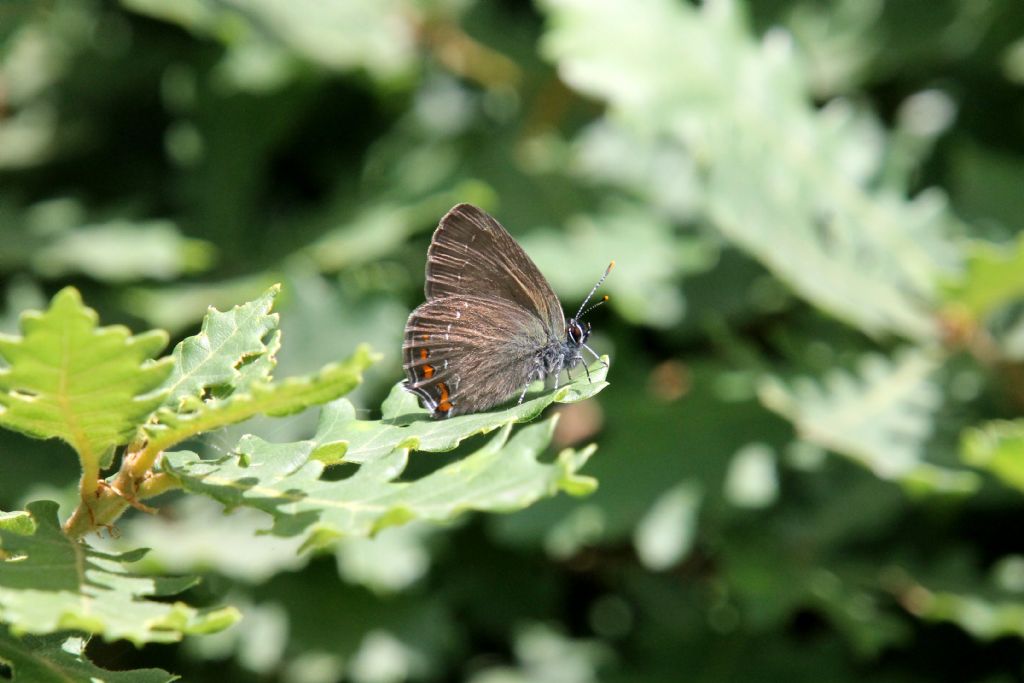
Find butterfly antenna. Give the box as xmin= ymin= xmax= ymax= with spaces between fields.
xmin=579 ymin=295 xmax=609 ymax=320
xmin=575 ymin=260 xmax=615 ymax=319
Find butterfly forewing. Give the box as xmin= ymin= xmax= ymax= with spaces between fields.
xmin=425 ymin=204 xmax=565 ymax=334
xmin=403 ymin=295 xmax=549 ymax=417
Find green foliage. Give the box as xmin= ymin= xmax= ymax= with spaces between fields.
xmin=0 ymin=275 xmax=605 ymax=673
xmin=962 ymin=420 xmax=1024 ymax=491
xmin=161 ymin=284 xmax=282 ymax=409
xmin=163 ymin=383 xmax=602 ymax=549
xmin=541 ymin=0 xmax=959 ymax=341
xmin=30 ymin=219 xmax=214 ymax=284
xmin=941 ymin=234 xmax=1024 ymax=322
xmin=0 ymin=511 xmax=33 ymax=538
xmin=521 ymin=205 xmax=706 ymax=328
xmin=912 ymin=591 xmax=1024 ymax=642
xmin=4 ymin=0 xmax=1024 ymax=679
xmin=0 ymin=502 xmax=238 ymax=645
xmin=145 ymin=346 xmax=376 ymax=456
xmin=122 ymin=0 xmax=424 ymax=87
xmin=310 ymin=358 xmax=608 ymax=464
xmin=760 ymin=348 xmax=978 ymax=492
xmin=0 ymin=288 xmax=172 ymax=479
xmin=0 ymin=631 xmax=176 ymax=683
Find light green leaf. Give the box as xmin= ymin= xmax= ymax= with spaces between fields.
xmin=335 ymin=523 xmax=435 ymax=594
xmin=521 ymin=207 xmax=700 ymax=329
xmin=941 ymin=234 xmax=1024 ymax=322
xmin=633 ymin=481 xmax=701 ymax=571
xmin=144 ymin=345 xmax=376 ymax=456
xmin=759 ymin=349 xmax=978 ymax=492
xmin=0 ymin=630 xmax=177 ymax=682
xmin=161 ymin=284 xmax=282 ymax=409
xmin=123 ymin=275 xmax=280 ymax=335
xmin=30 ymin=219 xmax=215 ymax=283
xmin=162 ymin=417 xmax=597 ymax=549
xmin=906 ymin=590 xmax=1024 ymax=642
xmin=0 ymin=501 xmax=239 ymax=645
xmin=724 ymin=443 xmax=779 ymax=509
xmin=0 ymin=510 xmax=34 ymax=558
xmin=540 ymin=0 xmax=960 ymax=341
xmin=571 ymin=121 xmax=703 ymax=222
xmin=108 ymin=498 xmax=307 ymax=584
xmin=308 ymin=199 xmax=446 ymax=273
xmin=961 ymin=420 xmax=1024 ymax=492
xmin=0 ymin=511 xmax=34 ymax=536
xmin=468 ymin=623 xmax=611 ymax=683
xmin=310 ymin=356 xmax=609 ymax=464
xmin=122 ymin=0 xmax=422 ymax=89
xmin=0 ymin=287 xmax=172 ymax=473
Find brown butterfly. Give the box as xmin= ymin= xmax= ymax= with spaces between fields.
xmin=402 ymin=204 xmax=612 ymax=418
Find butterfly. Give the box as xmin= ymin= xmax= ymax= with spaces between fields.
xmin=402 ymin=204 xmax=612 ymax=418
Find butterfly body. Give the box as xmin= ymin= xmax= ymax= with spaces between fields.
xmin=402 ymin=204 xmax=604 ymax=418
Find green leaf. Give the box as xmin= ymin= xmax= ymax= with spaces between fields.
xmin=0 ymin=501 xmax=239 ymax=645
xmin=30 ymin=219 xmax=215 ymax=283
xmin=0 ymin=511 xmax=34 ymax=536
xmin=759 ymin=349 xmax=978 ymax=492
xmin=121 ymin=0 xmax=424 ymax=89
xmin=0 ymin=287 xmax=172 ymax=472
xmin=540 ymin=0 xmax=959 ymax=341
xmin=144 ymin=345 xmax=376 ymax=456
xmin=308 ymin=198 xmax=455 ymax=273
xmin=161 ymin=284 xmax=282 ymax=409
xmin=905 ymin=590 xmax=1024 ymax=642
xmin=0 ymin=510 xmax=34 ymax=558
xmin=940 ymin=234 xmax=1024 ymax=322
xmin=521 ymin=206 xmax=699 ymax=329
xmin=108 ymin=498 xmax=307 ymax=584
xmin=633 ymin=481 xmax=701 ymax=571
xmin=123 ymin=275 xmax=280 ymax=335
xmin=162 ymin=416 xmax=597 ymax=549
xmin=961 ymin=420 xmax=1024 ymax=492
xmin=311 ymin=356 xmax=610 ymax=465
xmin=0 ymin=630 xmax=177 ymax=682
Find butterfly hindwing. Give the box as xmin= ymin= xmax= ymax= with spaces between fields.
xmin=403 ymin=295 xmax=550 ymax=417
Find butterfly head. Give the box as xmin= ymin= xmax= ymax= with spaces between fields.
xmin=562 ymin=260 xmax=614 ymax=364
xmin=566 ymin=318 xmax=591 ymax=348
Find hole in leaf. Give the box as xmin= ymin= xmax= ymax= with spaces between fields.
xmin=234 ymin=351 xmax=266 ymax=371
xmin=398 ymin=437 xmax=484 ymax=482
xmin=321 ymin=462 xmax=358 ymax=482
xmin=204 ymin=383 xmax=233 ymax=401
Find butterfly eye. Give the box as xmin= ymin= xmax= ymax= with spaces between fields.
xmin=567 ymin=320 xmax=585 ymax=345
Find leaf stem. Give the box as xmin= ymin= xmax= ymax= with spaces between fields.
xmin=63 ymin=453 xmax=182 ymax=539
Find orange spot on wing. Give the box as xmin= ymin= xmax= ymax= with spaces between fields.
xmin=436 ymin=382 xmax=452 ymax=413
xmin=419 ymin=348 xmax=428 ymax=359
xmin=422 ymin=363 xmax=434 ymax=379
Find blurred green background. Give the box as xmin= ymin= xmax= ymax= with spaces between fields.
xmin=4 ymin=0 xmax=1024 ymax=680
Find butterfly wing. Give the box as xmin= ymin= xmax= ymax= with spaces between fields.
xmin=403 ymin=295 xmax=549 ymax=417
xmin=424 ymin=204 xmax=565 ymax=335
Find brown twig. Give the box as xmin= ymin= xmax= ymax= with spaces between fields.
xmin=63 ymin=444 xmax=181 ymax=539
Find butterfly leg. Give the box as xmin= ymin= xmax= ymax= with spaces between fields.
xmin=518 ymin=364 xmax=541 ymax=405
xmin=581 ymin=354 xmax=593 ymax=383
xmin=553 ymin=356 xmax=566 ymax=391
xmin=581 ymin=342 xmax=607 ymax=368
